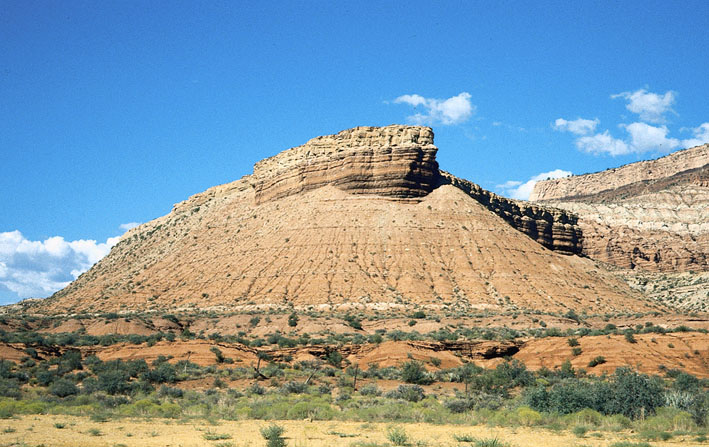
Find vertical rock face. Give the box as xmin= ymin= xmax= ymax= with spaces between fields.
xmin=531 ymin=144 xmax=709 ymax=272
xmin=252 ymin=125 xmax=440 ymax=204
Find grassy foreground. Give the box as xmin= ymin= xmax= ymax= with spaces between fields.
xmin=0 ymin=414 xmax=693 ymax=447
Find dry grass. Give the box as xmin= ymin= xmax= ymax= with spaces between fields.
xmin=0 ymin=415 xmax=696 ymax=446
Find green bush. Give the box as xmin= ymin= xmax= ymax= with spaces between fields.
xmin=385 ymin=385 xmax=425 ymax=402
xmin=49 ymin=378 xmax=79 ymax=398
xmin=400 ymin=361 xmax=432 ymax=385
xmin=359 ymin=383 xmax=381 ymax=396
xmin=260 ymin=424 xmax=286 ymax=447
xmin=588 ymin=356 xmax=606 ymax=367
xmin=97 ymin=370 xmax=133 ymax=395
xmin=606 ymin=368 xmax=664 ymax=419
xmin=572 ymin=424 xmax=588 ymax=437
xmin=444 ymin=398 xmax=474 ymax=413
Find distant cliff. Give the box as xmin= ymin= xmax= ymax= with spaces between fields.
xmin=531 ymin=144 xmax=709 ymax=272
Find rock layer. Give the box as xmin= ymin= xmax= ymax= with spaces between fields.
xmin=532 ymin=144 xmax=709 ymax=272
xmin=252 ymin=126 xmax=439 ymax=204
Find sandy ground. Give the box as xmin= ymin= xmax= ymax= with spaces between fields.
xmin=0 ymin=414 xmax=698 ymax=447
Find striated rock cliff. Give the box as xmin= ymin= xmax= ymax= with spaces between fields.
xmin=441 ymin=173 xmax=582 ymax=255
xmin=252 ymin=126 xmax=439 ymax=204
xmin=531 ymin=143 xmax=709 ymax=201
xmin=531 ymin=144 xmax=709 ymax=272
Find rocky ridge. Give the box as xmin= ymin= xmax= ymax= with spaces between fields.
xmin=530 ymin=143 xmax=709 ymax=201
xmin=531 ymin=144 xmax=709 ymax=272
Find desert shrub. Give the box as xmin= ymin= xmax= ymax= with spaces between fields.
xmin=385 ymin=385 xmax=425 ymax=402
xmin=359 ymin=383 xmax=381 ymax=396
xmin=624 ymin=331 xmax=637 ymax=344
xmin=49 ymin=378 xmax=79 ymax=398
xmin=588 ymin=356 xmax=606 ymax=367
xmin=601 ymin=413 xmax=633 ymax=431
xmin=400 ymin=360 xmax=432 ymax=385
xmin=386 ymin=426 xmax=409 ymax=446
xmin=343 ymin=314 xmax=362 ymax=330
xmin=157 ymin=385 xmax=183 ymax=398
xmin=203 ymin=431 xmax=232 ymax=440
xmin=605 ymin=368 xmax=664 ymax=419
xmin=280 ymin=381 xmax=308 ymax=395
xmin=524 ymin=379 xmax=609 ymax=414
xmin=248 ymin=383 xmax=266 ymax=395
xmin=565 ymin=408 xmax=603 ymax=427
xmin=97 ymin=369 xmax=133 ymax=395
xmin=36 ymin=367 xmax=61 ymax=386
xmin=0 ymin=379 xmax=21 ymax=399
xmin=326 ymin=351 xmax=343 ymax=367
xmin=57 ymin=350 xmax=83 ymax=374
xmin=210 ymin=346 xmax=225 ymax=363
xmin=287 ymin=313 xmax=298 ymax=327
xmin=444 ymin=398 xmax=475 ymax=413
xmin=639 ymin=407 xmax=696 ymax=432
xmin=143 ymin=362 xmax=177 ymax=383
xmin=515 ymin=406 xmax=542 ymax=426
xmin=672 ymin=371 xmax=701 ymax=392
xmin=572 ymin=425 xmax=588 ymax=437
xmin=472 ymin=438 xmax=508 ymax=447
xmin=567 ymin=337 xmax=579 ymax=347
xmin=285 ymin=400 xmax=334 ymax=420
xmin=260 ymin=424 xmax=286 ymax=447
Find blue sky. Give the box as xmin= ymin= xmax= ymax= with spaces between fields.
xmin=1 ymin=0 xmax=708 ymax=303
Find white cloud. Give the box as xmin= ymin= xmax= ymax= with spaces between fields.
xmin=557 ymin=119 xmax=694 ymax=156
xmin=623 ymin=122 xmax=679 ymax=153
xmin=394 ymin=92 xmax=475 ymax=125
xmin=0 ymin=230 xmax=120 ymax=301
xmin=119 ymin=222 xmax=141 ymax=231
xmin=553 ymin=118 xmax=599 ymax=135
xmin=612 ymin=89 xmax=676 ymax=123
xmin=681 ymin=122 xmax=709 ymax=148
xmin=497 ymin=169 xmax=572 ymax=200
xmin=575 ymin=130 xmax=631 ymax=156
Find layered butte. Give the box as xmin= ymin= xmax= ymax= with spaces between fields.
xmin=531 ymin=144 xmax=709 ymax=272
xmin=41 ymin=125 xmax=656 ymax=314
xmin=252 ymin=126 xmax=439 ymax=203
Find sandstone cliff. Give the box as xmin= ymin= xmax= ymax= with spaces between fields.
xmin=531 ymin=144 xmax=709 ymax=272
xmin=252 ymin=126 xmax=439 ymax=203
xmin=41 ymin=125 xmax=656 ymax=313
